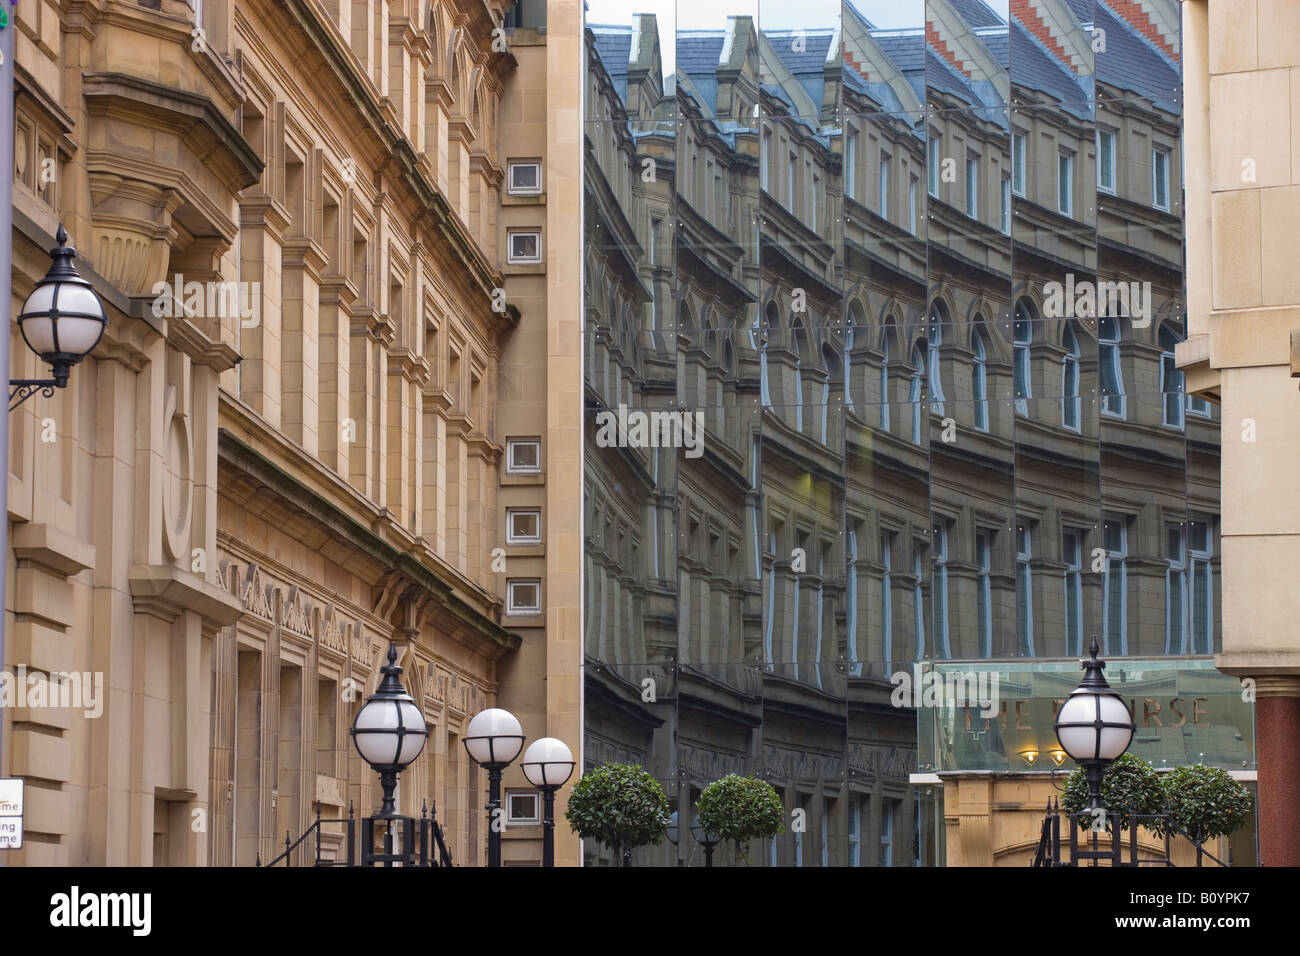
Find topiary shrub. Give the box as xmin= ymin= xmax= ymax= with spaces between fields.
xmin=564 ymin=762 xmax=671 ymax=866
xmin=1060 ymin=752 xmax=1165 ymax=833
xmin=695 ymin=774 xmax=784 ymax=864
xmin=1162 ymin=764 xmax=1252 ymax=845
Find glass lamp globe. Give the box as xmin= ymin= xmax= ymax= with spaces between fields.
xmin=691 ymin=818 xmax=720 ymax=844
xmin=349 ymin=644 xmax=428 ymax=771
xmin=17 ymin=226 xmax=108 ymax=386
xmin=1053 ymin=640 xmax=1135 ymax=763
xmin=521 ymin=737 xmax=575 ymax=789
xmin=463 ymin=707 xmax=525 ymax=767
xmin=666 ymin=810 xmax=680 ymax=845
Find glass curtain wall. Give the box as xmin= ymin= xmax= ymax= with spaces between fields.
xmin=582 ymin=0 xmax=1216 ymax=866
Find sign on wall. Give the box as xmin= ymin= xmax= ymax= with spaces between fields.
xmin=0 ymin=779 xmax=24 ymax=850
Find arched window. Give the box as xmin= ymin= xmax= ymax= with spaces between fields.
xmin=1013 ymin=301 xmax=1033 ymax=415
xmin=1160 ymin=324 xmax=1183 ymax=428
xmin=927 ymin=308 xmax=945 ymax=414
xmin=1100 ymin=314 xmax=1125 ymax=418
xmin=847 ymin=301 xmax=867 ymax=413
xmin=910 ymin=342 xmax=925 ymax=444
xmin=1062 ymin=323 xmax=1080 ymax=431
xmin=971 ymin=328 xmax=988 ymax=431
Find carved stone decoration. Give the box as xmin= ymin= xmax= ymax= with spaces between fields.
xmin=282 ymin=586 xmax=312 ymax=636
xmin=240 ymin=563 xmax=275 ymax=621
xmin=319 ymin=606 xmax=350 ymax=657
xmin=85 ymin=173 xmax=183 ymax=294
xmin=161 ymin=384 xmax=194 ymax=562
xmin=349 ymin=626 xmax=377 ymax=668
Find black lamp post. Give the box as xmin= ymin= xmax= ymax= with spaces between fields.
xmin=691 ymin=818 xmax=722 ymax=867
xmin=350 ymin=643 xmax=428 ymax=863
xmin=520 ymin=736 xmax=575 ymax=868
xmin=463 ymin=707 xmax=525 ymax=867
xmin=1053 ymin=639 xmax=1137 ymax=813
xmin=11 ymin=225 xmax=108 ymax=411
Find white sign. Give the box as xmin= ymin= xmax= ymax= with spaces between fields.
xmin=0 ymin=778 xmax=24 ymax=849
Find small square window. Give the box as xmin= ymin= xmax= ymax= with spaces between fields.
xmin=507 ymin=579 xmax=542 ymax=615
xmin=507 ymin=791 xmax=540 ymax=825
xmin=508 ymin=231 xmax=542 ymax=264
xmin=507 ymin=439 xmax=541 ymax=474
xmin=508 ymin=161 xmax=542 ymax=195
xmin=507 ymin=509 xmax=542 ymax=545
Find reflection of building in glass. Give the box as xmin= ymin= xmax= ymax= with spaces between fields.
xmin=584 ymin=0 xmax=1232 ymax=866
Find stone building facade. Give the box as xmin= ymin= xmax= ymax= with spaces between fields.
xmin=3 ymin=0 xmax=581 ymax=867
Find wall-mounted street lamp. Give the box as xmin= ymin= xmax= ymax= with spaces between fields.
xmin=520 ymin=736 xmax=575 ymax=868
xmin=463 ymin=707 xmax=525 ymax=867
xmin=1053 ymin=639 xmax=1136 ymax=813
xmin=11 ymin=225 xmax=107 ymax=411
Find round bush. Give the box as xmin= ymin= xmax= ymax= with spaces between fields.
xmin=695 ymin=774 xmax=784 ymax=855
xmin=1060 ymin=752 xmax=1165 ymax=833
xmin=1162 ymin=764 xmax=1252 ymax=844
xmin=564 ymin=762 xmax=671 ymax=860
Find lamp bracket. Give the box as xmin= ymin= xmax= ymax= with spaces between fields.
xmin=9 ymin=379 xmax=59 ymax=412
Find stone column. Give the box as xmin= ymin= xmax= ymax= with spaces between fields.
xmin=1254 ymin=678 xmax=1300 ymax=866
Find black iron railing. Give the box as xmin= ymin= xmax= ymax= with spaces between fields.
xmin=259 ymin=801 xmax=454 ymax=867
xmin=1031 ymin=797 xmax=1229 ymax=867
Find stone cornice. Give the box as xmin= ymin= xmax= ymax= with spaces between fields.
xmin=386 ymin=348 xmax=431 ymax=387
xmin=167 ymin=317 xmax=242 ymax=374
xmin=348 ymin=305 xmax=397 ymax=347
xmin=281 ymin=236 xmax=330 ymax=279
xmin=216 ymin=427 xmax=519 ymax=660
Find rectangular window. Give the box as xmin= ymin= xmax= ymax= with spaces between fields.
xmin=1097 ymin=130 xmax=1115 ymax=193
xmin=848 ymin=799 xmax=862 ymax=867
xmin=912 ymin=546 xmax=925 ymax=660
xmin=506 ymin=790 xmax=540 ymax=825
xmin=507 ymin=579 xmax=542 ymax=615
xmin=1103 ymin=518 xmax=1128 ymax=655
xmin=908 ymin=176 xmax=918 ymax=235
xmin=1057 ymin=152 xmax=1073 ymax=217
xmin=846 ymin=130 xmax=858 ymax=201
xmin=811 ymin=171 xmax=820 ymax=231
xmin=507 ymin=230 xmax=542 ymax=264
xmin=932 ymin=524 xmax=949 ymax=658
xmin=928 ymin=135 xmax=940 ymax=198
xmin=1153 ymin=148 xmax=1170 ymax=211
xmin=880 ymin=531 xmax=894 ymax=669
xmin=1001 ymin=174 xmax=1011 ymax=234
xmin=508 ymin=161 xmax=543 ymax=195
xmin=1163 ymin=350 xmax=1184 ymax=428
xmin=649 ymin=218 xmax=660 ymax=266
xmin=976 ymin=531 xmax=992 ymax=658
xmin=881 ymin=801 xmax=894 ymax=867
xmin=507 ymin=439 xmax=541 ymax=474
xmin=761 ymin=130 xmax=770 ymax=191
xmin=1188 ymin=395 xmax=1212 ymax=417
xmin=1012 ymin=131 xmax=1026 ymax=196
xmin=1166 ymin=525 xmax=1186 ymax=654
xmin=878 ymin=150 xmax=890 ymax=219
xmin=788 ymin=152 xmax=797 ymax=210
xmin=1190 ymin=520 xmax=1214 ymax=654
xmin=1064 ymin=530 xmax=1083 ymax=656
xmin=506 ymin=509 xmax=542 ymax=545
xmin=1016 ymin=525 xmax=1034 ymax=656
xmin=965 ymin=155 xmax=978 ymax=218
